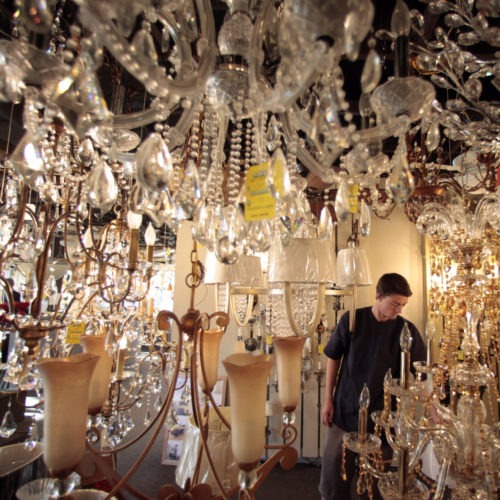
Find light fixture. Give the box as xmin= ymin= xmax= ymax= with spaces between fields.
xmin=267 ymin=237 xmax=336 ymax=337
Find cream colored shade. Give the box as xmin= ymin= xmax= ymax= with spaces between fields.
xmin=197 ymin=328 xmax=224 ymax=393
xmin=203 ymin=252 xmax=264 ymax=286
xmin=36 ymin=352 xmax=99 ymax=477
xmin=273 ymin=336 xmax=306 ymax=412
xmin=267 ymin=238 xmax=335 ymax=284
xmin=335 ymin=247 xmax=372 ymax=287
xmin=222 ymin=353 xmax=273 ymax=470
xmin=80 ymin=334 xmax=112 ymax=415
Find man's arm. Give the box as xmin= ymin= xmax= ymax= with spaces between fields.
xmin=321 ymin=357 xmax=341 ymax=427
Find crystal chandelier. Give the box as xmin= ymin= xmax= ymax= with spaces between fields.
xmin=0 ymin=0 xmax=498 ymax=498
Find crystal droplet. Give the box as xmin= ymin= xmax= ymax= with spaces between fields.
xmin=359 ymin=199 xmax=371 ymax=237
xmin=136 ymin=132 xmax=173 ymax=192
xmin=20 ymin=0 xmax=55 ymax=33
xmin=361 ymin=49 xmax=382 ymax=94
xmin=146 ymin=190 xmax=174 ymax=227
xmin=78 ymin=137 xmax=95 ymax=166
xmin=0 ymin=401 xmax=17 ymax=438
xmin=192 ymin=203 xmax=219 ymax=248
xmin=161 ymin=25 xmax=171 ymax=52
xmin=318 ymin=205 xmax=334 ymax=240
xmin=266 ymin=148 xmax=290 ymax=201
xmin=387 ymin=150 xmax=415 ymax=204
xmin=131 ymin=23 xmax=158 ymax=63
xmin=266 ymin=115 xmax=282 ymax=152
xmin=129 ymin=182 xmax=156 ymax=214
xmin=86 ymin=159 xmax=119 ymax=213
xmin=246 ymin=219 xmax=272 ymax=253
xmin=215 ymin=206 xmax=245 ymax=264
xmin=10 ymin=134 xmax=46 ymax=180
xmin=425 ymin=119 xmax=440 ymax=151
xmin=334 ymin=178 xmax=351 ymax=223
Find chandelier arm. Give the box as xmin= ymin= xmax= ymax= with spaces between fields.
xmin=78 ymin=0 xmax=217 ymax=99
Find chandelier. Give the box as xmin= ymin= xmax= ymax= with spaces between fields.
xmin=0 ymin=0 xmax=499 ymax=498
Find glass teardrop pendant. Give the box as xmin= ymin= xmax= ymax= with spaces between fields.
xmin=266 ymin=148 xmax=290 ymax=201
xmin=387 ymin=146 xmax=415 ymax=204
xmin=334 ymin=178 xmax=351 ymax=223
xmin=136 ymin=132 xmax=173 ymax=192
xmin=86 ymin=159 xmax=119 ymax=213
xmin=318 ymin=205 xmax=334 ymax=239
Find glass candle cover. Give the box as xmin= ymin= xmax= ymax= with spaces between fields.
xmin=36 ymin=352 xmax=99 ymax=478
xmin=80 ymin=334 xmax=113 ymax=414
xmin=197 ymin=328 xmax=224 ymax=394
xmin=273 ymin=336 xmax=306 ymax=412
xmin=222 ymin=353 xmax=273 ymax=471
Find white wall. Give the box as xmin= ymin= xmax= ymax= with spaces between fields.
xmin=172 ymin=208 xmax=426 ymax=459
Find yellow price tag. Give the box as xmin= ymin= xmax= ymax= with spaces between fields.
xmin=318 ymin=343 xmax=325 ymax=354
xmin=244 ymin=162 xmax=276 ymax=221
xmin=348 ymin=184 xmax=359 ymax=214
xmin=265 ymin=334 xmax=273 ymax=346
xmin=66 ymin=321 xmax=86 ymax=344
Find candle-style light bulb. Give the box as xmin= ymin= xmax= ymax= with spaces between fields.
xmin=127 ymin=210 xmax=143 ymax=270
xmin=83 ymin=227 xmax=93 ymax=248
xmin=144 ymin=222 xmax=156 ymax=246
xmin=359 ymin=383 xmax=370 ymax=409
xmin=425 ymin=321 xmax=436 ymax=367
xmin=358 ymin=383 xmax=370 ymax=443
xmin=382 ymin=369 xmax=392 ymax=418
xmin=145 ymin=222 xmax=156 ymax=263
xmin=400 ymin=321 xmax=412 ymax=352
xmin=400 ymin=322 xmax=412 ymax=389
xmin=391 ymin=0 xmax=411 ymax=37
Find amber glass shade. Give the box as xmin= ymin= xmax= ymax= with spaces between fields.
xmin=80 ymin=334 xmax=112 ymax=414
xmin=273 ymin=336 xmax=306 ymax=413
xmin=36 ymin=352 xmax=99 ymax=478
xmin=222 ymin=353 xmax=273 ymax=471
xmin=197 ymin=328 xmax=224 ymax=394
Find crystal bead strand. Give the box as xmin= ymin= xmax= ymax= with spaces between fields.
xmin=227 ymin=121 xmax=243 ymax=205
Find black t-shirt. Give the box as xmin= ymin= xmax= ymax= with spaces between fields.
xmin=323 ymin=307 xmax=426 ymax=432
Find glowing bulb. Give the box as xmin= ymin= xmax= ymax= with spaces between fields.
xmin=127 ymin=210 xmax=143 ymax=230
xmin=145 ymin=223 xmax=156 ymax=246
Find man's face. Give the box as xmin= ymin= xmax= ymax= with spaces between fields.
xmin=376 ymin=294 xmax=409 ymax=321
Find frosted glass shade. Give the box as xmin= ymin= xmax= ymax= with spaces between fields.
xmin=222 ymin=353 xmax=273 ymax=470
xmin=336 ymin=247 xmax=372 ymax=287
xmin=80 ymin=334 xmax=112 ymax=415
xmin=36 ymin=352 xmax=99 ymax=477
xmin=273 ymin=336 xmax=306 ymax=413
xmin=204 ymin=252 xmax=264 ymax=286
xmin=197 ymin=328 xmax=224 ymax=394
xmin=268 ymin=238 xmax=335 ymax=284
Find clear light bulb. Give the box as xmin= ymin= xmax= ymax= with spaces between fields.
xmin=144 ymin=222 xmax=157 ymax=246
xmin=359 ymin=383 xmax=370 ymax=409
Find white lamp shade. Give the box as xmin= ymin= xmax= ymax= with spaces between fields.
xmin=267 ymin=238 xmax=335 ymax=284
xmin=203 ymin=252 xmax=264 ymax=287
xmin=336 ymin=247 xmax=372 ymax=287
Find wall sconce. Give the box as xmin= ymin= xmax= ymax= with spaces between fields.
xmin=267 ymin=238 xmax=336 ymax=337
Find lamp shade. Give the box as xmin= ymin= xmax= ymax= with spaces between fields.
xmin=203 ymin=252 xmax=264 ymax=287
xmin=336 ymin=247 xmax=372 ymax=287
xmin=267 ymin=238 xmax=335 ymax=284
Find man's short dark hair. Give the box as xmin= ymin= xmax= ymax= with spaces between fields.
xmin=376 ymin=273 xmax=412 ymax=297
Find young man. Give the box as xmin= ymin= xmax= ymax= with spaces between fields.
xmin=319 ymin=273 xmax=426 ymax=499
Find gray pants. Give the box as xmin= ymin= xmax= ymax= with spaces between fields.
xmin=319 ymin=423 xmax=390 ymax=500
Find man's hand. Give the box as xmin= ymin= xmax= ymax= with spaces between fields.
xmin=321 ymin=397 xmax=334 ymax=427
